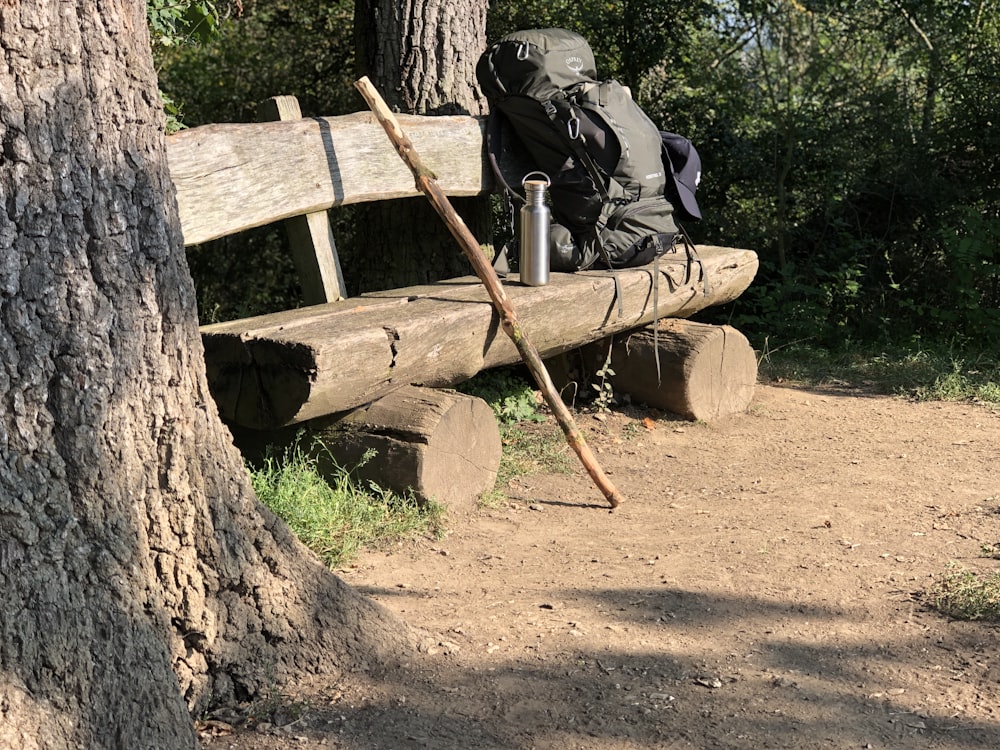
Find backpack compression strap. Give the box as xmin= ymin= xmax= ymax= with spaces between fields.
xmin=485 ymin=111 xmax=516 ymax=200
xmin=483 ymin=110 xmax=522 ymax=274
xmin=648 ymin=230 xmax=711 ymax=384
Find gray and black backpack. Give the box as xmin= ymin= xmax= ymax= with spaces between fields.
xmin=476 ymin=28 xmax=702 ymax=272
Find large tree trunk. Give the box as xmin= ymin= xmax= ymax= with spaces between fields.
xmin=0 ymin=2 xmax=412 ymax=747
xmin=350 ymin=0 xmax=492 ymax=293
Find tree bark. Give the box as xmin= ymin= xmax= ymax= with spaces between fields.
xmin=0 ymin=2 xmax=411 ymax=747
xmin=350 ymin=0 xmax=492 ymax=293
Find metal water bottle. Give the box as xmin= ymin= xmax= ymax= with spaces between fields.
xmin=519 ymin=173 xmax=551 ymax=286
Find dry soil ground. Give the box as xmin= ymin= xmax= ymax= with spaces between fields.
xmin=203 ymin=382 xmax=1000 ymax=749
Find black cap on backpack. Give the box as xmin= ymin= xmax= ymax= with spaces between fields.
xmin=660 ymin=132 xmax=703 ymax=222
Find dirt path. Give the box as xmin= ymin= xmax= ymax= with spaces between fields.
xmin=206 ymin=383 xmax=1000 ymax=749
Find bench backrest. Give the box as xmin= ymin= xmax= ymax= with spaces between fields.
xmin=166 ymin=109 xmax=492 ymax=247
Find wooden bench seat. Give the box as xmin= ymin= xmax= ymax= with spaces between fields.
xmin=200 ymin=246 xmax=756 ymax=430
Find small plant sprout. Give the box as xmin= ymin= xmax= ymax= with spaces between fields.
xmin=591 ymin=349 xmax=616 ymax=412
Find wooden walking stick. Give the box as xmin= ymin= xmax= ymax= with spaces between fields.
xmin=354 ymin=76 xmax=624 ymax=510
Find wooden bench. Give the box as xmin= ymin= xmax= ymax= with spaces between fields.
xmin=166 ymin=97 xmax=759 ymax=503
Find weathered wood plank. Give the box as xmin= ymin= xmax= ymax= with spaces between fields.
xmin=166 ymin=112 xmax=491 ymax=246
xmin=201 ymin=245 xmax=758 ymax=429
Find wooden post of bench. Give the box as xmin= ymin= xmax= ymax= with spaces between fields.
xmin=257 ymin=95 xmax=348 ymax=304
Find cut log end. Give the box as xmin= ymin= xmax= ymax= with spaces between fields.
xmin=611 ymin=320 xmax=758 ymax=421
xmin=299 ymin=386 xmax=502 ymax=507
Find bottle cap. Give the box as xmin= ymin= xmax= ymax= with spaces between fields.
xmin=522 ymin=171 xmax=551 ymax=189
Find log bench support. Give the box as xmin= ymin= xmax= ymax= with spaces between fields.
xmin=231 ymin=386 xmax=502 ymax=506
xmin=326 ymin=386 xmax=501 ymax=506
xmin=257 ymin=96 xmax=348 ymax=304
xmin=582 ymin=319 xmax=758 ymax=421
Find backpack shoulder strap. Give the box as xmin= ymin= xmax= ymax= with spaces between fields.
xmin=542 ymin=93 xmax=613 ymax=203
xmin=485 ymin=109 xmax=523 ymax=204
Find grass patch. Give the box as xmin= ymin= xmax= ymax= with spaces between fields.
xmin=499 ymin=422 xmax=572 ymax=481
xmin=757 ymin=341 xmax=1000 ymax=405
xmin=459 ymin=366 xmax=572 ymax=506
xmin=250 ymin=444 xmax=444 ymax=568
xmin=926 ymin=563 xmax=1000 ymax=622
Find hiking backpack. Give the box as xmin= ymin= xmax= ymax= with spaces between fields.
xmin=475 ymin=28 xmax=702 ymax=272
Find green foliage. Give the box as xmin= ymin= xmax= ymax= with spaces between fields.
xmin=487 ymin=0 xmax=712 ymax=88
xmin=981 ymin=542 xmax=1000 ymax=561
xmin=250 ymin=443 xmax=444 ymax=568
xmin=638 ymin=0 xmax=1000 ymax=349
xmin=920 ymin=210 xmax=1000 ymax=341
xmin=457 ymin=366 xmax=546 ymax=425
xmin=148 ymin=2 xmax=238 ymax=132
xmin=160 ymin=90 xmax=186 ymax=135
xmin=927 ymin=564 xmax=1000 ymax=622
xmin=155 ymin=0 xmax=357 ymax=126
xmin=147 ymin=0 xmax=223 ymax=50
xmin=185 ymin=225 xmax=303 ymax=322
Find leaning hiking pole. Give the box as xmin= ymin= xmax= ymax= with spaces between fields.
xmin=354 ymin=76 xmax=624 ymax=510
